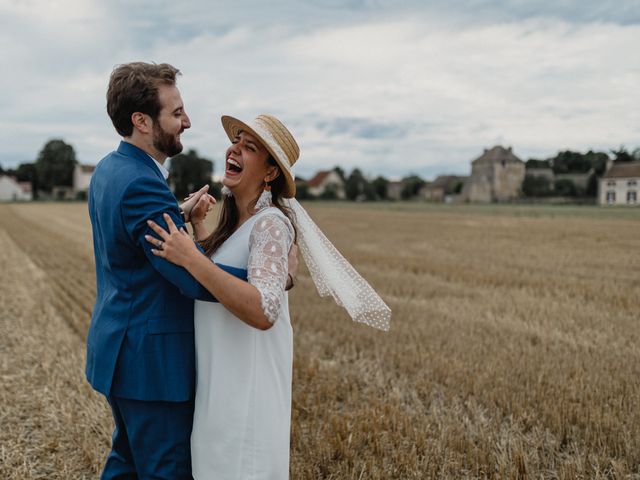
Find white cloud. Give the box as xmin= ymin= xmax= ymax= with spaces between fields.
xmin=0 ymin=0 xmax=639 ymax=180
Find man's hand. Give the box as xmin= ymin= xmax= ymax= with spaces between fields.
xmin=180 ymin=185 xmax=215 ymax=222
xmin=286 ymin=243 xmax=298 ymax=291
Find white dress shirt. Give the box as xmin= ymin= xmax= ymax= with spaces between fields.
xmin=147 ymin=153 xmax=169 ymax=180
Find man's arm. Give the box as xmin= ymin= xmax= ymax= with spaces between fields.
xmin=121 ymin=175 xmax=220 ymax=301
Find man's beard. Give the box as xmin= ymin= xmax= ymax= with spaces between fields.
xmin=152 ymin=122 xmax=183 ymax=157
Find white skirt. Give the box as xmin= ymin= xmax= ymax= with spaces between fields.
xmin=191 ymin=299 xmax=293 ymax=480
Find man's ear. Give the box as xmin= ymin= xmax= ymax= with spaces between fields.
xmin=131 ymin=112 xmax=152 ymax=135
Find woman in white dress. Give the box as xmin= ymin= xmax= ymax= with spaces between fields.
xmin=146 ymin=114 xmax=300 ymax=479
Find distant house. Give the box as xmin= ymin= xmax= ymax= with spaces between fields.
xmin=422 ymin=175 xmax=468 ymax=202
xmin=466 ymin=146 xmax=525 ymax=202
xmin=386 ymin=180 xmax=404 ymax=200
xmin=599 ymin=161 xmax=640 ymax=206
xmin=307 ymin=170 xmax=345 ymax=199
xmin=18 ymin=181 xmax=32 ymax=199
xmin=74 ymin=164 xmax=95 ymax=198
xmin=0 ymin=175 xmax=32 ymax=201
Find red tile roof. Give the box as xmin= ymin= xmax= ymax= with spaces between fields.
xmin=308 ymin=170 xmax=332 ymax=187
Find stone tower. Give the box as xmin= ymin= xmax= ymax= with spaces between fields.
xmin=466 ymin=146 xmax=525 ymax=203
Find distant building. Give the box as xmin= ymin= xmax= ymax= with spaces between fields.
xmin=307 ymin=170 xmax=345 ymax=199
xmin=386 ymin=180 xmax=405 ymax=200
xmin=466 ymin=146 xmax=525 ymax=202
xmin=422 ymin=175 xmax=468 ymax=202
xmin=599 ymin=161 xmax=640 ymax=206
xmin=0 ymin=175 xmax=32 ymax=201
xmin=74 ymin=164 xmax=95 ymax=198
xmin=555 ymin=170 xmax=594 ymax=194
xmin=525 ymin=167 xmax=554 ymax=183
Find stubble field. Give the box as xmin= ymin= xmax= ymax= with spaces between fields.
xmin=1 ymin=201 xmax=639 ymax=479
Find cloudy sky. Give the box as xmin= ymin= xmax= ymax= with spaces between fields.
xmin=1 ymin=0 xmax=639 ymax=180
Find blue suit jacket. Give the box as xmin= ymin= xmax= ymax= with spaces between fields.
xmin=86 ymin=141 xmax=228 ymax=402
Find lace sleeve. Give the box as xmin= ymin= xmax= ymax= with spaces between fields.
xmin=248 ymin=212 xmax=294 ymax=324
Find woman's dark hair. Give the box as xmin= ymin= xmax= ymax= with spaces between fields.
xmin=199 ymin=155 xmax=297 ymax=257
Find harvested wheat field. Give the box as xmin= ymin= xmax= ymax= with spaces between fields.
xmin=1 ymin=201 xmax=639 ymax=479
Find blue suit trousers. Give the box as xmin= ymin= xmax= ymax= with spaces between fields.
xmin=101 ymin=396 xmax=194 ymax=480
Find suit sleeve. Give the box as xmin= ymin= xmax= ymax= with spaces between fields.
xmin=121 ymin=174 xmax=216 ymax=301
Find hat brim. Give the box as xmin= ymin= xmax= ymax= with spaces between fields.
xmin=221 ymin=115 xmax=296 ymax=198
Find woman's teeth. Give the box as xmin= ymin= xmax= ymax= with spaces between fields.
xmin=226 ymin=158 xmax=243 ymax=174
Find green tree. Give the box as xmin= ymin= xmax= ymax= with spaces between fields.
xmin=208 ymin=181 xmax=222 ymax=200
xmin=451 ymin=180 xmax=465 ymax=195
xmin=554 ymin=179 xmax=577 ymax=196
xmin=583 ymin=150 xmax=609 ymax=176
xmin=522 ymin=175 xmax=552 ymax=197
xmin=35 ymin=139 xmax=78 ymax=193
xmin=295 ymin=182 xmax=312 ymax=200
xmin=320 ymin=183 xmax=339 ymax=200
xmin=343 ymin=169 xmax=376 ymax=201
xmin=371 ymin=176 xmax=388 ymax=200
xmin=400 ymin=175 xmax=425 ymax=199
xmin=551 ymin=151 xmax=592 ymax=174
xmin=586 ymin=173 xmax=599 ymax=197
xmin=345 ymin=168 xmax=365 ymax=201
xmin=168 ymin=149 xmax=214 ymax=199
xmin=525 ymin=159 xmax=552 ymax=169
xmin=333 ymin=166 xmax=346 ymax=182
xmin=611 ymin=147 xmax=634 ymax=163
xmin=362 ymin=179 xmax=376 ymax=201
xmin=15 ymin=163 xmax=39 ymax=199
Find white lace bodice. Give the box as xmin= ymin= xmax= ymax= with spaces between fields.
xmin=247 ymin=210 xmax=294 ymax=324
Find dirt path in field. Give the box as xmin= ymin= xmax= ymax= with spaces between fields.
xmin=0 ymin=206 xmax=110 ymax=479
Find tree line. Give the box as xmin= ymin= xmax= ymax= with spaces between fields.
xmin=2 ymin=139 xmax=639 ymax=201
xmin=522 ymin=147 xmax=640 ymax=198
xmin=1 ymin=139 xmax=216 ymax=201
xmin=0 ymin=138 xmax=425 ymax=202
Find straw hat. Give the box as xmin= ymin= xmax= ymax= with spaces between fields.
xmin=221 ymin=114 xmax=300 ymax=198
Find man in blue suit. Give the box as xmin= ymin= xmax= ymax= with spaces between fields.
xmin=87 ymin=62 xmax=247 ymax=479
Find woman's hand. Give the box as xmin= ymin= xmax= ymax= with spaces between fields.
xmin=146 ymin=214 xmax=200 ymax=267
xmin=180 ymin=185 xmax=215 ymax=221
xmin=190 ymin=194 xmax=213 ymax=226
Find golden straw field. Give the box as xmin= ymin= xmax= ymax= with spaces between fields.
xmin=1 ymin=201 xmax=639 ymax=479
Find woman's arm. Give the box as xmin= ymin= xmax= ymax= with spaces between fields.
xmin=146 ymin=214 xmax=279 ymax=330
xmin=191 ymin=220 xmax=210 ymax=241
xmin=246 ymin=213 xmax=293 ymax=325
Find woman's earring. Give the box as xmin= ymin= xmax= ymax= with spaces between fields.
xmin=221 ymin=185 xmax=233 ymax=197
xmin=254 ymin=181 xmax=272 ymax=210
